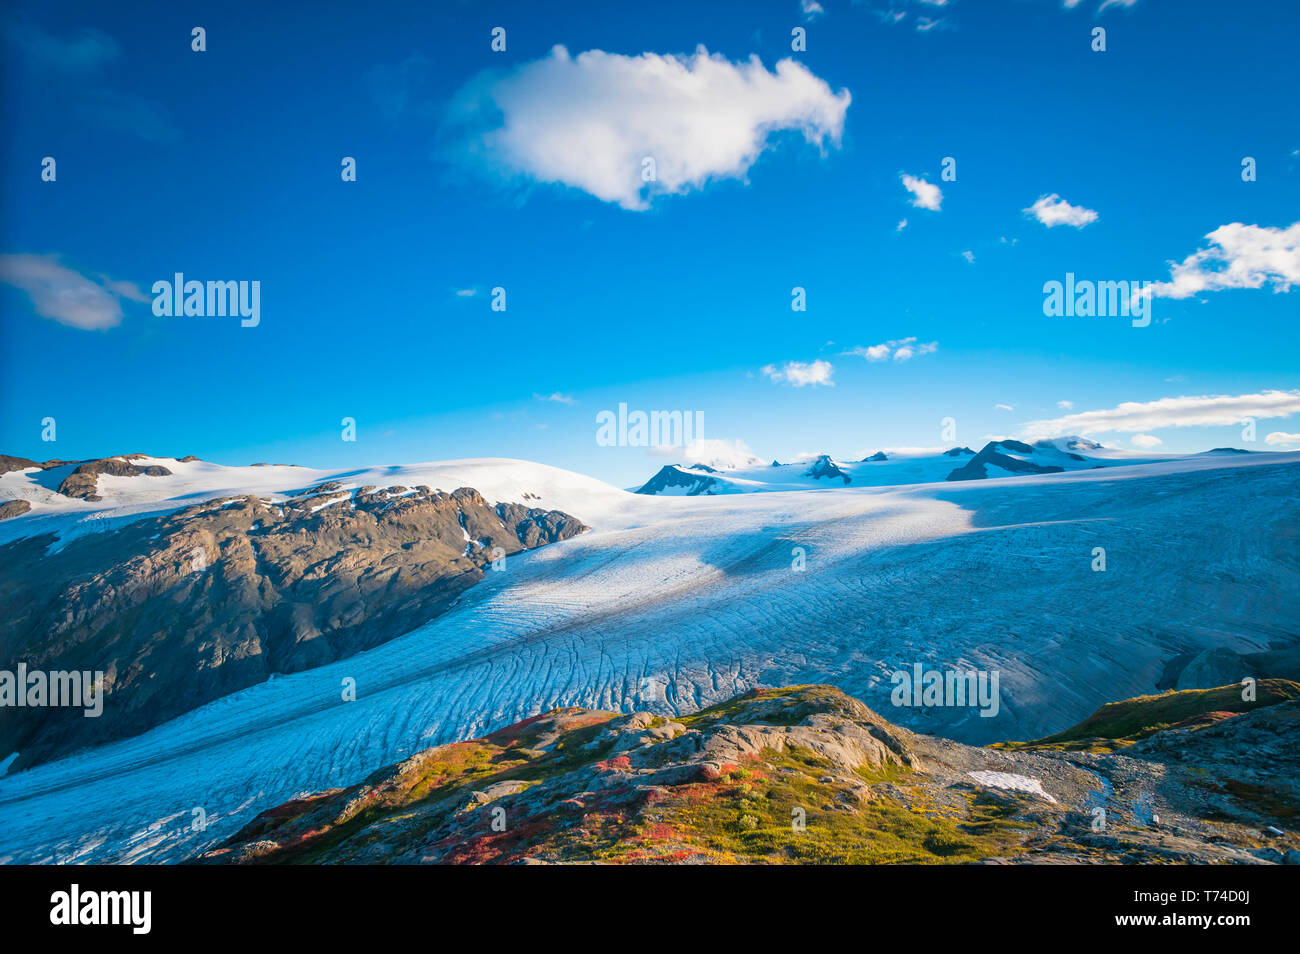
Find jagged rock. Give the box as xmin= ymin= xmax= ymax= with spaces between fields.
xmin=0 ymin=500 xmax=32 ymax=520
xmin=804 ymin=454 xmax=851 ymax=484
xmin=946 ymin=441 xmax=1066 ymax=481
xmin=635 ymin=465 xmax=720 ymax=496
xmin=0 ymin=484 xmax=587 ymax=768
xmin=56 ymin=457 xmax=174 ymax=501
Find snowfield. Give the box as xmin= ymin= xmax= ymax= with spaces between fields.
xmin=0 ymin=450 xmax=1297 ymax=863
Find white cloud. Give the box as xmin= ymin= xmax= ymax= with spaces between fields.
xmin=454 ymin=287 xmax=478 ymax=297
xmin=1021 ymin=390 xmax=1300 ymax=437
xmin=995 ymin=404 xmax=1014 ymax=411
xmin=0 ymin=254 xmax=145 ymax=330
xmin=1057 ymin=400 xmax=1074 ymax=409
xmin=801 ymin=0 xmax=826 ymax=21
xmin=3 ymin=21 xmax=122 ymax=74
xmin=1265 ymin=431 xmax=1300 ymax=446
xmin=658 ymin=437 xmax=765 ymax=469
xmin=1139 ymin=220 xmax=1300 ymax=302
xmin=763 ymin=359 xmax=834 ymax=387
xmin=1099 ymin=0 xmax=1140 ymax=11
xmin=1130 ymin=433 xmax=1163 ymax=448
xmin=896 ymin=218 xmax=908 ymax=231
xmin=450 ymin=45 xmax=850 ymax=211
xmin=902 ymin=174 xmax=942 ymax=211
xmin=961 ymin=250 xmax=975 ymax=264
xmin=1024 ymin=193 xmax=1098 ymax=228
xmin=533 ymin=391 xmax=576 ymax=405
xmin=842 ymin=337 xmax=938 ymax=363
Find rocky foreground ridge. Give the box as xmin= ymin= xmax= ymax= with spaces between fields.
xmin=0 ymin=480 xmax=586 ymax=769
xmin=198 ymin=681 xmax=1300 ymax=865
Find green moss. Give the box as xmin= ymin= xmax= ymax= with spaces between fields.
xmin=996 ymin=679 xmax=1300 ymax=752
xmin=599 ymin=745 xmax=1026 ymax=865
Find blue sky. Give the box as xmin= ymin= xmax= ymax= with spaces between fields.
xmin=2 ymin=0 xmax=1298 ymax=487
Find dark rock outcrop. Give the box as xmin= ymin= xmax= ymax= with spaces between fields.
xmin=56 ymin=458 xmax=173 ymax=501
xmin=946 ymin=441 xmax=1066 ymax=482
xmin=635 ymin=465 xmax=720 ymax=496
xmin=0 ymin=500 xmax=31 ymax=520
xmin=804 ymin=454 xmax=851 ymax=484
xmin=0 ymin=483 xmax=587 ymax=768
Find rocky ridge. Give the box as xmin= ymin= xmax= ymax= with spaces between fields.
xmin=198 ymin=682 xmax=1300 ymax=865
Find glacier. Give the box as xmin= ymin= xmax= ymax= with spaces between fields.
xmin=0 ymin=450 xmax=1297 ymax=863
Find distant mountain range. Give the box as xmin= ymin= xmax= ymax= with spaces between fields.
xmin=634 ymin=437 xmax=1255 ymax=495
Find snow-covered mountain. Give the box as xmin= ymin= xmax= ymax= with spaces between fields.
xmin=0 ymin=454 xmax=637 ymax=545
xmin=632 ymin=437 xmax=1237 ymax=495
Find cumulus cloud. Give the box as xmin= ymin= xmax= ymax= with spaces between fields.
xmin=1057 ymin=400 xmax=1074 ymax=409
xmin=0 ymin=254 xmax=146 ymax=330
xmin=1020 ymin=390 xmax=1300 ymax=437
xmin=842 ymin=337 xmax=937 ymax=363
xmin=449 ymin=45 xmax=850 ymax=210
xmin=1138 ymin=220 xmax=1300 ymax=302
xmin=1024 ymin=193 xmax=1098 ymax=228
xmin=901 ymin=174 xmax=942 ymax=211
xmin=1130 ymin=434 xmax=1163 ymax=448
xmin=763 ymin=359 xmax=835 ymax=387
xmin=656 ymin=437 xmax=764 ymax=469
xmin=1265 ymin=431 xmax=1300 ymax=446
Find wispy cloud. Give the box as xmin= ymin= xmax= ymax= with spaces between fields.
xmin=901 ymin=174 xmax=942 ymax=211
xmin=1021 ymin=390 xmax=1300 ymax=437
xmin=995 ymin=403 xmax=1014 ymax=411
xmin=0 ymin=254 xmax=147 ymax=330
xmin=1024 ymin=193 xmax=1098 ymax=228
xmin=2 ymin=20 xmax=122 ymax=74
xmin=4 ymin=20 xmax=178 ymax=142
xmin=842 ymin=337 xmax=938 ymax=363
xmin=763 ymin=359 xmax=835 ymax=387
xmin=801 ymin=0 xmax=826 ymax=22
xmin=78 ymin=89 xmax=179 ymax=143
xmin=533 ymin=391 xmax=577 ymax=405
xmin=448 ymin=45 xmax=850 ymax=210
